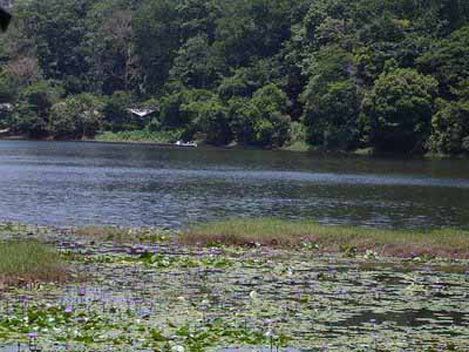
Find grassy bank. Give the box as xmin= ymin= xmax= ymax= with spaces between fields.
xmin=180 ymin=218 xmax=469 ymax=258
xmin=95 ymin=130 xmax=183 ymax=144
xmin=0 ymin=241 xmax=68 ymax=286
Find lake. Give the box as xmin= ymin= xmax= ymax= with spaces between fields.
xmin=0 ymin=140 xmax=468 ymax=230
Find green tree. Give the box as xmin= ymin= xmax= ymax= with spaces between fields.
xmin=181 ymin=98 xmax=233 ymax=145
xmin=50 ymin=93 xmax=103 ymax=138
xmin=2 ymin=0 xmax=468 ymax=155
xmin=102 ymin=90 xmax=133 ymax=131
xmin=157 ymin=89 xmax=212 ymax=131
xmin=15 ymin=0 xmax=92 ymax=93
xmin=0 ymin=74 xmax=20 ymax=105
xmin=215 ymin=0 xmax=295 ymax=67
xmin=361 ymin=67 xmax=438 ymax=152
xmin=132 ymin=0 xmax=180 ymax=94
xmin=176 ymin=0 xmax=220 ymax=42
xmin=417 ymin=26 xmax=469 ymax=98
xmin=14 ymin=80 xmax=63 ymax=137
xmin=217 ymin=74 xmax=250 ymax=100
xmin=88 ymin=7 xmax=138 ymax=94
xmin=429 ymin=81 xmax=469 ymax=155
xmin=301 ymin=44 xmax=359 ymax=149
xmin=230 ymin=84 xmax=291 ymax=147
xmin=169 ymin=34 xmax=222 ymax=89
xmin=0 ymin=74 xmax=17 ymax=128
xmin=430 ymin=99 xmax=469 ymax=155
xmin=303 ymin=79 xmax=360 ymax=149
xmin=302 ymin=0 xmax=351 ymax=49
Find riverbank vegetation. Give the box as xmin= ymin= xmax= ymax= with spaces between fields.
xmin=38 ymin=219 xmax=469 ymax=260
xmin=0 ymin=241 xmax=68 ymax=286
xmin=181 ymin=218 xmax=469 ymax=259
xmin=95 ymin=129 xmax=184 ymax=144
xmin=0 ymin=0 xmax=467 ymax=155
xmin=0 ymin=222 xmax=468 ymax=350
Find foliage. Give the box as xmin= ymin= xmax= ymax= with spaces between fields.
xmin=0 ymin=74 xmax=20 ymax=104
xmin=14 ymin=0 xmax=92 ymax=93
xmin=1 ymin=0 xmax=468 ymax=153
xmin=417 ymin=25 xmax=469 ymax=96
xmin=181 ymin=97 xmax=232 ymax=145
xmin=14 ymin=80 xmax=63 ymax=137
xmin=0 ymin=241 xmax=67 ymax=285
xmin=169 ymin=34 xmax=222 ymax=89
xmin=361 ymin=68 xmax=438 ymax=152
xmin=50 ymin=93 xmax=103 ymax=138
xmin=157 ymin=89 xmax=212 ymax=134
xmin=102 ymin=90 xmax=133 ymax=131
xmin=229 ymin=84 xmax=291 ymax=147
xmin=430 ymin=98 xmax=469 ymax=155
xmin=132 ymin=0 xmax=180 ymax=94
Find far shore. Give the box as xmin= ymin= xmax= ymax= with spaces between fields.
xmin=0 ymin=134 xmax=196 ymax=149
xmin=2 ymin=134 xmax=468 ymax=158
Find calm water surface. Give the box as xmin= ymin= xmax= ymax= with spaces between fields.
xmin=0 ymin=140 xmax=468 ymax=229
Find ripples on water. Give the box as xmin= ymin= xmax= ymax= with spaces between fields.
xmin=0 ymin=140 xmax=468 ymax=230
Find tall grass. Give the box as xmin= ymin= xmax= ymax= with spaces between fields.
xmin=180 ymin=218 xmax=469 ymax=258
xmin=0 ymin=241 xmax=68 ymax=286
xmin=95 ymin=129 xmax=183 ymax=143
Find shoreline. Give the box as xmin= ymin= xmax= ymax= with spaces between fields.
xmin=1 ymin=134 xmax=467 ymax=159
xmin=74 ymin=136 xmax=469 ymax=159
xmin=0 ymin=135 xmax=198 ymax=148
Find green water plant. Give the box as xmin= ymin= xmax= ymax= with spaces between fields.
xmin=0 ymin=241 xmax=68 ymax=286
xmin=180 ymin=218 xmax=469 ymax=259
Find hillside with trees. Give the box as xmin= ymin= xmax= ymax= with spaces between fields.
xmin=0 ymin=0 xmax=468 ymax=155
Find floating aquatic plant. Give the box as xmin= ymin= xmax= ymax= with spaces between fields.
xmin=0 ymin=227 xmax=468 ymax=351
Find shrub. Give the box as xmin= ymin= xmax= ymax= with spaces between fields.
xmin=361 ymin=67 xmax=438 ymax=153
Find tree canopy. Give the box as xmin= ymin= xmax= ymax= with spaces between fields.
xmin=0 ymin=0 xmax=468 ymax=155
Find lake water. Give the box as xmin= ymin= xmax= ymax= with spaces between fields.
xmin=0 ymin=140 xmax=468 ymax=230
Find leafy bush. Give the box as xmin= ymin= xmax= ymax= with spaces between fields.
xmin=50 ymin=93 xmax=104 ymax=138
xmin=430 ymin=98 xmax=469 ymax=155
xmin=361 ymin=67 xmax=438 ymax=153
xmin=14 ymin=80 xmax=63 ymax=137
xmin=303 ymin=79 xmax=360 ymax=150
xmin=102 ymin=91 xmax=133 ymax=131
xmin=181 ymin=98 xmax=233 ymax=145
xmin=230 ymin=84 xmax=291 ymax=147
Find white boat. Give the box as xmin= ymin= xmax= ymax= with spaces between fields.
xmin=174 ymin=140 xmax=197 ymax=148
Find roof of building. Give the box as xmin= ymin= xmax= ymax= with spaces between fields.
xmin=127 ymin=108 xmax=156 ymax=118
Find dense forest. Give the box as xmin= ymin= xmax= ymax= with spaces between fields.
xmin=0 ymin=0 xmax=468 ymax=155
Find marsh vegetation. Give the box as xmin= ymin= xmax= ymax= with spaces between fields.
xmin=0 ymin=240 xmax=68 ymax=286
xmin=0 ymin=222 xmax=468 ymax=351
xmin=181 ymin=218 xmax=469 ymax=259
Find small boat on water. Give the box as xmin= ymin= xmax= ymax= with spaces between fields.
xmin=174 ymin=140 xmax=197 ymax=148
